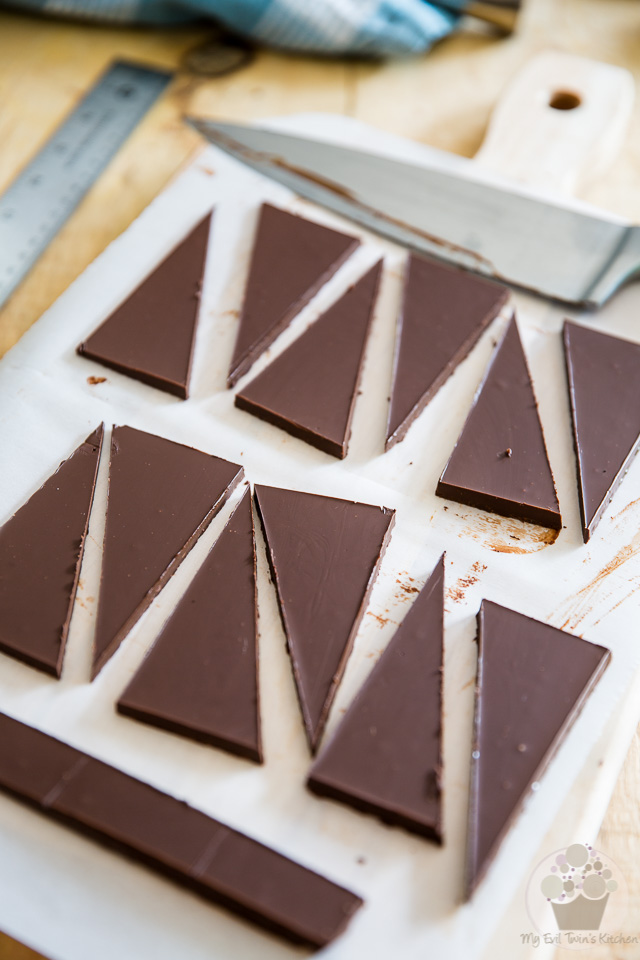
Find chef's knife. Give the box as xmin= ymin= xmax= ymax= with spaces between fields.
xmin=187 ymin=54 xmax=636 ymax=308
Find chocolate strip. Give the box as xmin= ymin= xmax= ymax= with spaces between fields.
xmin=437 ymin=316 xmax=561 ymax=530
xmin=118 ymin=488 xmax=261 ymax=763
xmin=564 ymin=320 xmax=640 ymax=542
xmin=92 ymin=427 xmax=243 ymax=679
xmin=308 ymin=555 xmax=444 ymax=842
xmin=227 ymin=204 xmax=359 ymax=387
xmin=0 ymin=713 xmax=363 ymax=948
xmin=78 ymin=214 xmax=212 ymax=399
xmin=254 ymin=484 xmax=395 ymax=753
xmin=466 ymin=600 xmax=610 ymax=896
xmin=0 ymin=426 xmax=104 ymax=677
xmin=236 ymin=261 xmax=382 ymax=459
xmin=386 ymin=255 xmax=507 ymax=450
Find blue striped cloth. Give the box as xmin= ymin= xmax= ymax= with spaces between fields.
xmin=4 ymin=0 xmax=460 ymax=55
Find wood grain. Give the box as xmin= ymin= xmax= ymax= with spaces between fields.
xmin=0 ymin=2 xmax=639 ymax=958
xmin=474 ymin=49 xmax=635 ymax=193
xmin=0 ymin=934 xmax=42 ymax=960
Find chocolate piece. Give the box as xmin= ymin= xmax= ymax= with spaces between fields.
xmin=254 ymin=484 xmax=394 ymax=752
xmin=437 ymin=317 xmax=561 ymax=530
xmin=386 ymin=255 xmax=508 ymax=450
xmin=467 ymin=600 xmax=610 ymax=896
xmin=227 ymin=204 xmax=359 ymax=387
xmin=0 ymin=713 xmax=82 ymax=805
xmin=92 ymin=426 xmax=243 ymax=679
xmin=78 ymin=214 xmax=212 ymax=399
xmin=564 ymin=320 xmax=640 ymax=542
xmin=308 ymin=555 xmax=444 ymax=841
xmin=118 ymin=489 xmax=261 ymax=762
xmin=0 ymin=713 xmax=363 ymax=947
xmin=236 ymin=261 xmax=382 ymax=459
xmin=0 ymin=426 xmax=103 ymax=677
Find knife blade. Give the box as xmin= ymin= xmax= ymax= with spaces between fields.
xmin=186 ymin=118 xmax=640 ymax=307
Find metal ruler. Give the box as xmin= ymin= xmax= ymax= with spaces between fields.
xmin=0 ymin=60 xmax=172 ymax=311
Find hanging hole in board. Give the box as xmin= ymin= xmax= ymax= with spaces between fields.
xmin=548 ymin=90 xmax=582 ymax=111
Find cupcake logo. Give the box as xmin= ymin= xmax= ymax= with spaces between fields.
xmin=540 ymin=844 xmax=616 ymax=931
xmin=525 ymin=843 xmax=630 ymax=950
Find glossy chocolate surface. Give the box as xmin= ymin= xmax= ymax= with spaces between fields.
xmin=308 ymin=555 xmax=444 ymax=841
xmin=227 ymin=204 xmax=359 ymax=386
xmin=92 ymin=426 xmax=243 ymax=679
xmin=386 ymin=255 xmax=507 ymax=450
xmin=564 ymin=320 xmax=640 ymax=542
xmin=0 ymin=713 xmax=362 ymax=948
xmin=236 ymin=261 xmax=382 ymax=458
xmin=0 ymin=426 xmax=103 ymax=677
xmin=437 ymin=317 xmax=561 ymax=530
xmin=466 ymin=600 xmax=610 ymax=895
xmin=254 ymin=484 xmax=394 ymax=753
xmin=118 ymin=489 xmax=261 ymax=762
xmin=78 ymin=214 xmax=212 ymax=399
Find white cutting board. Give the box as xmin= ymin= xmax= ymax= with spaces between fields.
xmin=1 ymin=105 xmax=640 ymax=960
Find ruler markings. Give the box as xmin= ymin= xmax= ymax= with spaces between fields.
xmin=0 ymin=60 xmax=172 ymax=309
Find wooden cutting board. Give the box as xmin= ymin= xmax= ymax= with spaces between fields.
xmin=1 ymin=5 xmax=640 ymax=959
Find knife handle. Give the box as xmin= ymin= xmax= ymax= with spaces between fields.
xmin=474 ymin=50 xmax=634 ymax=195
xmin=436 ymin=0 xmax=519 ymax=35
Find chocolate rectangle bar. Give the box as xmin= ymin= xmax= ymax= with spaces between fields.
xmin=0 ymin=713 xmax=362 ymax=948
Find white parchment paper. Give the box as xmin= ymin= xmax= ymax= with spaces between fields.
xmin=1 ymin=114 xmax=639 ymax=960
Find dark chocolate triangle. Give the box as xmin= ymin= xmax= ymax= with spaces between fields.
xmin=227 ymin=204 xmax=359 ymax=386
xmin=78 ymin=214 xmax=212 ymax=398
xmin=92 ymin=427 xmax=243 ymax=680
xmin=254 ymin=484 xmax=394 ymax=752
xmin=0 ymin=426 xmax=104 ymax=677
xmin=386 ymin=255 xmax=508 ymax=449
xmin=308 ymin=555 xmax=444 ymax=841
xmin=118 ymin=489 xmax=261 ymax=762
xmin=236 ymin=261 xmax=382 ymax=459
xmin=437 ymin=317 xmax=561 ymax=529
xmin=564 ymin=320 xmax=640 ymax=542
xmin=467 ymin=600 xmax=610 ymax=895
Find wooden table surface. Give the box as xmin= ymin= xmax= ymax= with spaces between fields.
xmin=1 ymin=1 xmax=639 ymax=957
